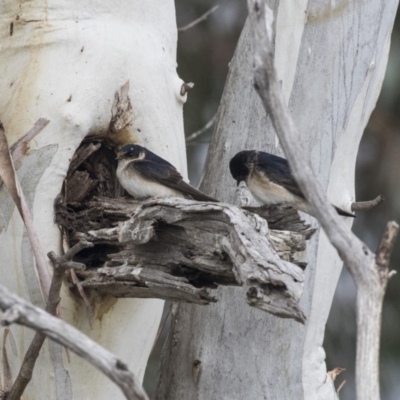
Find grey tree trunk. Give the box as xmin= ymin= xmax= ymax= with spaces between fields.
xmin=155 ymin=1 xmax=398 ymax=399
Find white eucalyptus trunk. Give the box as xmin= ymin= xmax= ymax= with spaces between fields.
xmin=156 ymin=1 xmax=398 ymax=399
xmin=0 ymin=2 xmax=186 ymax=399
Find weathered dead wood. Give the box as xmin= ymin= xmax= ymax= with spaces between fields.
xmin=245 ymin=205 xmax=316 ymax=239
xmin=56 ymin=196 xmax=314 ymax=323
xmin=66 ymin=171 xmax=98 ymax=203
xmin=68 ymin=142 xmax=102 ymax=176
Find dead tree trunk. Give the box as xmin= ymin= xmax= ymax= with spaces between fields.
xmin=155 ymin=1 xmax=398 ymax=399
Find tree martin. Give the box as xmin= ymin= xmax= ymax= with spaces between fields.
xmin=229 ymin=150 xmax=355 ymax=217
xmin=116 ymin=144 xmax=217 ymax=202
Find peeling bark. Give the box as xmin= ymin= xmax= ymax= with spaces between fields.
xmin=56 ymin=196 xmax=314 ymax=323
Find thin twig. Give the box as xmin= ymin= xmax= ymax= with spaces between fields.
xmin=351 ymin=195 xmax=384 ymax=212
xmin=186 ymin=113 xmax=217 ymax=143
xmin=70 ymin=269 xmax=94 ymax=328
xmin=47 ymin=238 xmax=93 ymax=268
xmin=5 ymin=240 xmax=93 ymax=400
xmin=337 ymin=380 xmax=346 ymax=394
xmin=178 ymin=5 xmax=219 ymax=32
xmin=0 ymin=284 xmax=149 ymax=400
xmin=327 ymin=367 xmax=345 ymax=382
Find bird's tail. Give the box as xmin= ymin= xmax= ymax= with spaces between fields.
xmin=334 ymin=205 xmax=355 ymax=218
xmin=178 ymin=181 xmax=219 ymax=202
xmin=191 ymin=191 xmax=219 ymax=202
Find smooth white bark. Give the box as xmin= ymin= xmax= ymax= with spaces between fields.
xmin=0 ymin=2 xmax=186 ymax=399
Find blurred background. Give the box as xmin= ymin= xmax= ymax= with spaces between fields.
xmin=144 ymin=1 xmax=400 ymax=399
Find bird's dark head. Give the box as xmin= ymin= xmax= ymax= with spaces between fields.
xmin=229 ymin=151 xmax=255 ymax=186
xmin=116 ymin=144 xmax=146 ymax=161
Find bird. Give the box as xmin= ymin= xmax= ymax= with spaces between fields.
xmin=116 ymin=144 xmax=217 ymax=202
xmin=229 ymin=150 xmax=355 ymax=218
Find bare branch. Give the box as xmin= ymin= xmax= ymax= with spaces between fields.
xmin=0 ymin=284 xmax=149 ymax=400
xmin=246 ymin=0 xmax=367 ymax=270
xmin=178 ymin=5 xmax=219 ymax=32
xmin=69 ymin=269 xmax=94 ymax=328
xmin=352 ymin=195 xmax=385 ymax=212
xmin=2 ymin=329 xmax=13 ymax=393
xmin=0 ymin=124 xmax=94 ymax=400
xmin=0 ymin=123 xmax=52 ymax=301
xmin=246 ymin=1 xmax=398 ymax=399
xmin=186 ymin=113 xmax=217 ymax=143
xmin=5 ymin=239 xmax=93 ymax=400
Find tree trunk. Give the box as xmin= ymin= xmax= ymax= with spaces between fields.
xmin=156 ymin=1 xmax=398 ymax=399
xmin=0 ymin=2 xmax=186 ymax=399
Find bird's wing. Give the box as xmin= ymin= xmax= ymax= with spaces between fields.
xmin=256 ymin=153 xmax=305 ymax=199
xmin=131 ymin=159 xmax=217 ymax=202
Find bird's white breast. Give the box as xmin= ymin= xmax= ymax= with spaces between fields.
xmin=116 ymin=160 xmax=183 ymax=199
xmin=246 ymin=173 xmax=299 ymax=205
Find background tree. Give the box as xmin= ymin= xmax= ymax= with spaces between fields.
xmin=154 ymin=1 xmax=399 ymax=399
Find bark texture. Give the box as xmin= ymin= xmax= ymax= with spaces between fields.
xmin=155 ymin=1 xmax=398 ymax=399
xmin=56 ymin=196 xmax=314 ymax=322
